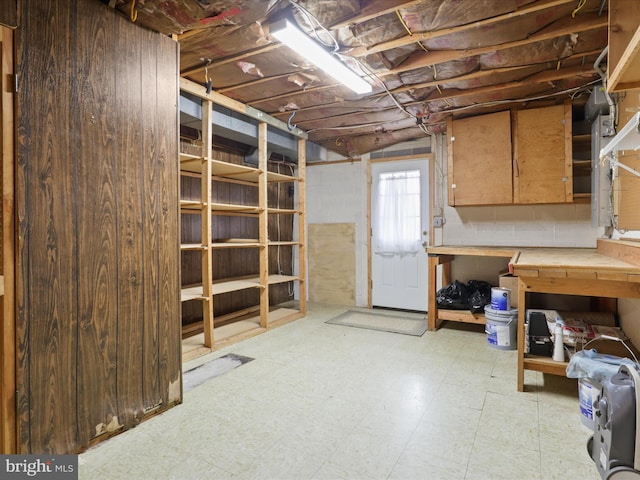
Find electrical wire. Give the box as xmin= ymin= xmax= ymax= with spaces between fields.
xmin=284 ymin=1 xmax=602 ymax=151
xmin=273 ymin=159 xmax=296 ymax=298
xmin=306 ymin=79 xmax=600 ymax=135
xmin=288 ymin=0 xmax=339 ymax=51
xmin=572 ymin=0 xmax=588 ymax=18
xmin=286 ymin=0 xmax=416 ymax=123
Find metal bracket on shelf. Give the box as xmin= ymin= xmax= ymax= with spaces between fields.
xmin=600 ymin=112 xmax=640 ymax=178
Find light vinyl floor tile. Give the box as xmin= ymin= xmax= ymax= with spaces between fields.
xmin=80 ymin=303 xmax=600 ymax=480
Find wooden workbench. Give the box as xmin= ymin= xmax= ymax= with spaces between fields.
xmin=426 ymin=245 xmax=519 ymax=331
xmin=512 ymin=240 xmax=640 ymax=391
xmin=428 ymin=241 xmax=640 ymax=392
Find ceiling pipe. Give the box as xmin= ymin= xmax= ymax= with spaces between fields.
xmin=593 ymin=46 xmax=616 ymax=127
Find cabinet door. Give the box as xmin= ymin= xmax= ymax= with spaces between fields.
xmin=607 ymin=0 xmax=640 ymax=92
xmin=447 ymin=110 xmax=513 ymax=206
xmin=513 ymin=103 xmax=572 ymax=204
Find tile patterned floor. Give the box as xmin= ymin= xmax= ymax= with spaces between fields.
xmin=79 ymin=304 xmax=600 ymax=480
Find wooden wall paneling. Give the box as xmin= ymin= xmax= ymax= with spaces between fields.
xmin=140 ymin=27 xmax=162 ymax=413
xmin=18 ymin=0 xmax=79 ymax=453
xmin=180 ymin=250 xmax=196 ymax=285
xmin=179 ymin=175 xmax=200 ymax=202
xmin=0 ymin=0 xmax=16 ymax=29
xmin=14 ymin=0 xmax=29 ymax=453
xmin=1 ymin=24 xmax=16 ymax=453
xmin=114 ymin=16 xmax=145 ymax=429
xmin=15 ymin=0 xmax=181 ymax=452
xmin=156 ymin=33 xmax=181 ymax=406
xmin=75 ymin=0 xmax=118 ymax=446
xmin=181 ymin=213 xmax=201 ymax=246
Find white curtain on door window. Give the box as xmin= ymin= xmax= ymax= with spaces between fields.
xmin=375 ymin=169 xmax=421 ymax=254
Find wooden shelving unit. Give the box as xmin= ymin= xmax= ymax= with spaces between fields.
xmin=179 ymin=78 xmax=307 ymax=360
xmin=572 ymin=102 xmax=592 ymax=204
xmin=512 ymin=241 xmax=640 ymax=392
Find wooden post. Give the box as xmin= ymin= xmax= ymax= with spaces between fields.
xmin=517 ymin=278 xmax=527 ymax=392
xmin=367 ymin=158 xmax=372 ymax=308
xmin=0 ymin=24 xmax=15 ymax=454
xmin=297 ymin=138 xmax=307 ymax=315
xmin=258 ymin=122 xmax=269 ymax=327
xmin=201 ymin=101 xmax=214 ymax=347
xmin=563 ymin=100 xmax=573 ymax=202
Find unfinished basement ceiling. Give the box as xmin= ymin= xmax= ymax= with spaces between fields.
xmin=109 ymin=0 xmax=608 ymax=158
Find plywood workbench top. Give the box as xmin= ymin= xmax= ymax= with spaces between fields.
xmin=511 ymin=248 xmax=640 ymax=272
xmin=426 ymin=245 xmax=518 ymax=257
xmin=512 ymin=242 xmax=640 ymax=283
xmin=427 ymin=240 xmax=640 ymax=279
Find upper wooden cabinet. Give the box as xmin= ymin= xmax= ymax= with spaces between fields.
xmin=447 ymin=103 xmax=574 ymax=206
xmin=608 ymin=0 xmax=640 ymax=93
xmin=447 ymin=110 xmax=512 ymax=206
xmin=513 ymin=103 xmax=573 ymax=204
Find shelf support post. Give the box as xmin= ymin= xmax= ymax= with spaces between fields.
xmin=258 ymin=122 xmax=269 ymax=328
xmin=202 ymin=100 xmax=214 ymax=347
xmin=298 ymin=137 xmax=307 ymax=314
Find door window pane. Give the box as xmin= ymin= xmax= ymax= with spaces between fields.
xmin=375 ymin=169 xmax=421 ymax=254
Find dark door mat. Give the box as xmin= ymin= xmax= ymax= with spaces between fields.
xmin=183 ymin=353 xmax=254 ymax=392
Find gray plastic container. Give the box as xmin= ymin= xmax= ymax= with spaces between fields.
xmin=589 ymin=364 xmax=640 ymax=478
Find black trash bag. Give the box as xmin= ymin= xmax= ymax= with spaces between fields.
xmin=436 ymin=280 xmax=469 ymax=310
xmin=466 ymin=280 xmax=493 ymax=313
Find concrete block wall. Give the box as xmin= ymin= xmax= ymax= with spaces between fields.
xmin=305 ymin=135 xmax=606 ymax=308
xmin=442 ymin=204 xmax=601 ymax=247
xmin=306 ymin=160 xmax=369 ymax=307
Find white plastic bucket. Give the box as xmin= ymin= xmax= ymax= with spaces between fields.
xmin=484 ymin=306 xmax=518 ymax=350
xmin=578 ymin=378 xmax=600 ymax=430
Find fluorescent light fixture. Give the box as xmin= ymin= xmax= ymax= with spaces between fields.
xmin=270 ymin=19 xmax=372 ymax=95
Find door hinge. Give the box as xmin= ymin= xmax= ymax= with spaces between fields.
xmin=13 ymin=74 xmax=18 ymax=93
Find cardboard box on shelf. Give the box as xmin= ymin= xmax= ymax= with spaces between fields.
xmin=499 ymin=272 xmax=518 ymax=308
xmin=591 ymin=325 xmax=629 ymax=340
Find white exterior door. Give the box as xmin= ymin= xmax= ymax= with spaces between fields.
xmin=371 ymin=159 xmax=429 ymax=311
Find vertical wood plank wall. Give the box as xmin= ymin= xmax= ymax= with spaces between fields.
xmin=15 ymin=0 xmax=181 ymax=454
xmin=0 ymin=0 xmax=17 ymax=28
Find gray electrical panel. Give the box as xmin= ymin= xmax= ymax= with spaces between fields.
xmin=591 ymin=115 xmax=615 ymax=227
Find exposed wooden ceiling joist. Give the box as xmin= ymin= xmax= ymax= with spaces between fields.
xmin=116 ymin=0 xmax=609 ymax=157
